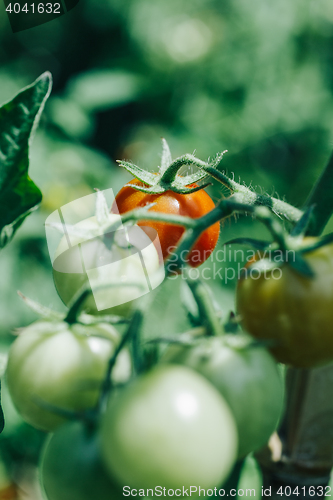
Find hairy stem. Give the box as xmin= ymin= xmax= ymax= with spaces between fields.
xmin=200 ymin=164 xmax=303 ymax=222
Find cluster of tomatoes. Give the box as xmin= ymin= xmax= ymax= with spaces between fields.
xmin=5 ymin=174 xmax=333 ymax=499
xmin=5 ymin=319 xmax=284 ymax=499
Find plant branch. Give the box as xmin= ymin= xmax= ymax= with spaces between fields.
xmin=165 ymin=197 xmax=254 ymax=272
xmin=96 ymin=311 xmax=141 ymax=412
xmin=184 ymin=271 xmax=223 ymax=337
xmin=199 ymin=164 xmax=303 ymax=222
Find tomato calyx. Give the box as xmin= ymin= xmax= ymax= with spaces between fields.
xmin=17 ymin=290 xmax=130 ymax=328
xmin=116 ymin=138 xmax=225 ymax=195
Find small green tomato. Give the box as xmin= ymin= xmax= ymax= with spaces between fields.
xmin=99 ymin=365 xmax=238 ymax=490
xmin=6 ymin=321 xmax=131 ymax=431
xmin=162 ymin=335 xmax=284 ymax=457
xmin=40 ymin=420 xmax=122 ymax=500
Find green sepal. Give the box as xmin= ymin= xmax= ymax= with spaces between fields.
xmin=176 ymin=170 xmax=210 ymax=186
xmin=33 ymin=397 xmax=87 ymax=421
xmin=224 ymin=237 xmax=272 ymax=251
xmin=117 ymin=139 xmax=216 ymax=195
xmin=78 ymin=312 xmax=130 ymax=325
xmin=123 ymin=182 xmax=165 ymax=194
xmin=299 ymin=232 xmax=333 ymax=254
xmin=288 ymin=252 xmax=314 ymax=278
xmin=18 ymin=291 xmax=64 ymax=321
xmin=290 ymin=205 xmax=315 ymax=237
xmin=180 ymin=280 xmax=201 ymax=327
xmin=160 ymin=138 xmax=172 ymax=174
xmin=223 ymin=311 xmax=241 ymax=334
xmin=168 ymin=182 xmax=212 ymax=195
xmin=0 ymin=72 xmax=52 ymax=249
xmin=116 ymin=160 xmax=157 ymax=185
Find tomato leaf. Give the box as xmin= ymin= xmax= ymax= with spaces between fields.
xmin=0 ymin=72 xmax=52 ymax=249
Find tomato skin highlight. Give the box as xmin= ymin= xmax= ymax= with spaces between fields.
xmin=113 ymin=179 xmax=220 ymax=267
xmin=100 ymin=365 xmax=237 ymax=490
xmin=162 ymin=336 xmax=284 ymax=458
xmin=40 ymin=421 xmax=122 ymax=500
xmin=236 ymin=241 xmax=333 ymax=368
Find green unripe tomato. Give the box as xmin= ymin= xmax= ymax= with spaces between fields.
xmin=40 ymin=421 xmax=122 ymax=500
xmin=52 ymin=216 xmax=163 ymax=316
xmin=99 ymin=365 xmax=238 ymax=491
xmin=162 ymin=335 xmax=284 ymax=457
xmin=236 ymin=238 xmax=333 ymax=367
xmin=6 ymin=321 xmax=131 ymax=431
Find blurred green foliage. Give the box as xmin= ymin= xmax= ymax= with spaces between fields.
xmin=1 ymin=0 xmax=333 ymax=489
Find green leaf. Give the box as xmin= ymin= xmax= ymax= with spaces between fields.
xmin=0 ymin=72 xmax=52 ymax=248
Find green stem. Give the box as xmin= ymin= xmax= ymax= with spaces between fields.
xmin=184 ymin=270 xmax=223 ymax=337
xmin=131 ymin=310 xmax=144 ymax=375
xmin=165 ymin=197 xmax=254 ymax=272
xmin=304 ymin=150 xmax=333 ymax=236
xmin=65 ymin=287 xmax=92 ymax=325
xmin=120 ymin=207 xmax=197 ymax=229
xmin=200 ymin=165 xmax=303 ymax=222
xmin=97 ymin=312 xmax=140 ymax=411
xmin=160 ymin=154 xmax=208 ymax=184
xmin=64 ymin=282 xmax=146 ymax=325
xmin=253 ymin=207 xmax=288 ymax=250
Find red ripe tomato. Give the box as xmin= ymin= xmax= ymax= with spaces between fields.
xmin=113 ymin=179 xmax=220 ymax=268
